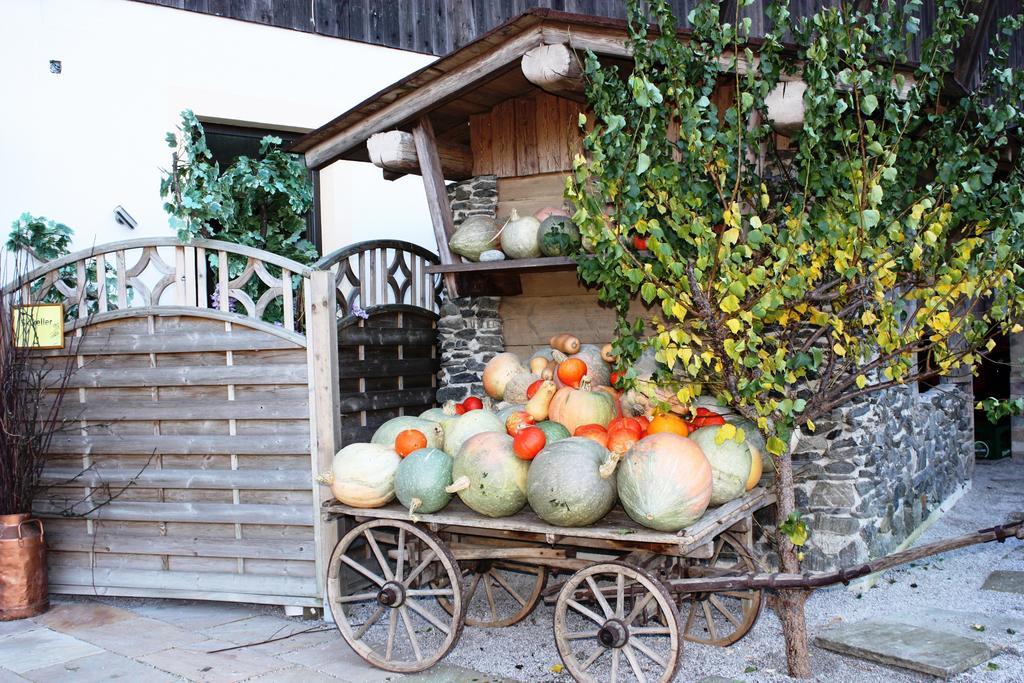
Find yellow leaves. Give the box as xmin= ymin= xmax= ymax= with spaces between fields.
xmin=726 ymin=318 xmax=742 ymax=334
xmin=910 ymin=243 xmax=923 ymax=266
xmin=910 ymin=203 xmax=926 ymax=222
xmin=1013 ymin=324 xmax=1023 ymax=334
xmin=680 ymin=347 xmax=694 ymax=366
xmin=806 ymin=419 xmax=816 ymax=432
xmin=986 ymin=338 xmax=997 ymax=352
xmin=861 ymin=309 xmax=877 ymax=326
xmin=855 ymin=374 xmax=867 ymax=389
xmin=931 ymin=310 xmax=952 ymax=333
xmin=720 ymin=294 xmax=741 ymax=313
xmin=715 ymin=422 xmax=737 ymax=445
xmin=721 ymin=227 xmax=741 ymax=246
xmin=550 ymin=664 xmax=565 ymax=674
xmin=670 ymin=302 xmax=688 ymax=321
xmin=833 ymin=343 xmax=847 ymax=357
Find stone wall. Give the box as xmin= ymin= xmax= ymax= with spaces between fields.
xmin=436 ymin=175 xmax=502 ymax=403
xmin=793 ymin=379 xmax=974 ymax=571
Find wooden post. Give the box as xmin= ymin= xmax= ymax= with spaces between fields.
xmin=305 ymin=270 xmax=341 ymax=610
xmin=412 ymin=117 xmax=460 ymax=299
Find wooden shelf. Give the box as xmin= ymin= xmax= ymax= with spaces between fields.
xmin=425 ymin=256 xmax=576 ymax=275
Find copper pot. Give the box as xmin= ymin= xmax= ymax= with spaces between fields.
xmin=0 ymin=514 xmax=49 ymax=620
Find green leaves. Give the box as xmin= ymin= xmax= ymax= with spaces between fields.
xmin=780 ymin=511 xmax=809 ymax=547
xmin=860 ymin=93 xmax=879 ymax=115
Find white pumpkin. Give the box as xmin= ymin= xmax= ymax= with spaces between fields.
xmin=320 ymin=443 xmax=400 ymax=508
xmin=500 ymin=209 xmax=542 ymax=259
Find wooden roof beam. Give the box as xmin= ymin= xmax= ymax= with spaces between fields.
xmin=367 ymin=130 xmax=474 ymax=181
xmin=521 ymin=43 xmax=586 ymax=101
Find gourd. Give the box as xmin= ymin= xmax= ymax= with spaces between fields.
xmin=495 ymin=403 xmax=526 ymax=424
xmin=568 ymin=344 xmax=613 ymax=387
xmin=526 ymin=380 xmax=558 ymax=421
xmin=440 ymin=410 xmax=505 ymax=457
xmin=527 ymin=437 xmax=620 ymax=526
xmin=500 ymin=209 xmax=542 ymax=259
xmin=482 ymin=353 xmax=528 ymax=399
xmin=616 ymin=433 xmax=713 ymax=531
xmin=689 ymin=425 xmax=753 ymax=506
xmin=548 ymin=378 xmax=617 ymax=433
xmin=395 ymin=447 xmax=453 ymax=519
xmin=726 ymin=416 xmax=770 ymax=482
xmin=318 ymin=443 xmax=400 ymax=508
xmin=535 ymin=420 xmax=571 ymax=443
xmin=600 ymin=343 xmax=616 ymax=363
xmin=537 ymin=215 xmax=581 ymax=256
xmin=371 ymin=417 xmax=444 ymax=450
xmin=504 ymin=372 xmax=541 ymax=404
xmin=448 ymin=215 xmax=500 ymax=261
xmin=446 ymin=431 xmax=529 ymax=517
xmin=550 ymin=333 xmax=581 ymax=355
xmin=419 ymin=406 xmax=453 ymax=422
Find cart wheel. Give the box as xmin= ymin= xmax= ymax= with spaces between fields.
xmin=435 ymin=560 xmax=547 ymax=628
xmin=673 ymin=532 xmax=763 ymax=647
xmin=554 ymin=562 xmax=681 ymax=683
xmin=327 ymin=519 xmax=464 ymax=673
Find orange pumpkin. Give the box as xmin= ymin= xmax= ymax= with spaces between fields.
xmin=395 ymin=429 xmax=427 ymax=457
xmin=513 ymin=427 xmax=546 ymax=460
xmin=616 ymin=433 xmax=713 ymax=531
xmin=607 ymin=425 xmax=639 ymax=454
xmin=647 ymin=413 xmax=689 ymax=437
xmin=746 ymin=448 xmax=763 ymax=490
xmin=505 ymin=411 xmax=536 ymax=436
xmin=526 ymin=379 xmax=545 ymax=399
xmin=557 ymin=358 xmax=588 ymax=388
xmin=548 ymin=378 xmax=617 ymax=433
xmin=608 ymin=417 xmax=644 ymax=437
xmin=574 ymin=424 xmax=609 ymax=448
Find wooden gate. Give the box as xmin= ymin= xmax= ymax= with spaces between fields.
xmin=315 ymin=241 xmax=443 ymax=444
xmin=6 ymin=239 xmax=333 ymax=607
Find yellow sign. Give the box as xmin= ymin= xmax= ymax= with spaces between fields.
xmin=13 ymin=304 xmax=65 ymax=349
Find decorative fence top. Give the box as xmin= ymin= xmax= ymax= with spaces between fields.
xmin=3 ymin=238 xmax=313 ymax=333
xmin=314 ymin=240 xmax=443 ymax=318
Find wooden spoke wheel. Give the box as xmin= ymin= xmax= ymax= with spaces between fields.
xmin=554 ymin=562 xmax=682 ymax=683
xmin=435 ymin=559 xmax=547 ymax=628
xmin=666 ymin=532 xmax=763 ymax=647
xmin=327 ymin=520 xmax=464 ymax=673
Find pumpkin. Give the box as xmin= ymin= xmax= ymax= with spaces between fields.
xmin=482 ymin=352 xmax=528 ymax=399
xmin=607 ymin=425 xmax=640 ymax=455
xmin=574 ymin=423 xmax=609 ymax=448
xmin=568 ymin=344 xmax=612 ymax=387
xmin=526 ymin=380 xmax=558 ymax=421
xmin=548 ymin=378 xmax=617 ymax=434
xmin=534 ymin=206 xmax=571 ymax=222
xmin=395 ymin=429 xmax=427 ymax=457
xmin=395 ymin=447 xmax=453 ymax=518
xmin=449 ymin=215 xmax=500 ymax=261
xmin=419 ymin=406 xmax=453 ymax=422
xmin=727 ymin=417 xmax=770 ymax=483
xmin=446 ymin=431 xmax=529 ymax=517
xmin=505 ymin=411 xmax=536 ymax=435
xmin=495 ymin=403 xmax=526 ymax=423
xmin=746 ymin=448 xmax=763 ymax=490
xmin=527 ymin=437 xmax=619 ymax=527
xmin=689 ymin=425 xmax=753 ymax=506
xmin=550 ymin=334 xmax=581 ymax=355
xmin=616 ymin=433 xmax=713 ymax=531
xmin=608 ymin=417 xmax=644 ymax=437
xmin=537 ymin=215 xmax=581 ymax=256
xmin=556 ymin=358 xmax=587 ymax=388
xmin=500 ymin=209 xmax=542 ymax=259
xmin=513 ymin=426 xmax=546 ymax=460
xmin=319 ymin=443 xmax=400 ymax=508
xmin=504 ymin=372 xmax=541 ymax=404
xmin=441 ymin=410 xmax=505 ymax=457
xmin=372 ymin=417 xmax=444 ymax=450
xmin=647 ymin=413 xmax=690 ymax=437
xmin=535 ymin=420 xmax=571 ymax=443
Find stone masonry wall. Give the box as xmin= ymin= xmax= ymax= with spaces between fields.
xmin=436 ymin=175 xmax=501 ymax=403
xmin=793 ymin=379 xmax=974 ymax=571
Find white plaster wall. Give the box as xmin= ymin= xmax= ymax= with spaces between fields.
xmin=0 ymin=0 xmax=435 ymax=260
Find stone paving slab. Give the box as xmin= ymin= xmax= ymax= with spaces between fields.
xmin=815 ymin=620 xmax=998 ymax=678
xmin=138 ymin=638 xmax=291 ymax=683
xmin=200 ymin=615 xmax=334 ymax=656
xmin=0 ymin=670 xmax=27 ymax=683
xmin=404 ymin=663 xmax=524 ymax=682
xmin=889 ymin=608 xmax=1024 ymax=639
xmin=0 ymin=628 xmax=103 ymax=674
xmin=981 ymin=570 xmax=1024 ymax=594
xmin=130 ymin=600 xmax=260 ymax=630
xmin=32 ymin=602 xmax=135 ymax=632
xmin=0 ymin=620 xmax=40 ymax=639
xmin=244 ymin=664 xmax=340 ymax=682
xmin=279 ymin=640 xmax=398 ymax=681
xmin=69 ymin=615 xmax=211 ymax=656
xmin=19 ymin=651 xmax=178 ymax=683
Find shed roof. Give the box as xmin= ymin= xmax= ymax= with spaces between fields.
xmin=289 ymin=9 xmax=648 ymax=170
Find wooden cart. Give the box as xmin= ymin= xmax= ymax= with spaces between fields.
xmin=323 ymin=488 xmax=774 ymax=682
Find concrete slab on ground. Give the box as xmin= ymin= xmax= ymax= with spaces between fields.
xmin=888 ymin=607 xmax=1024 ymax=640
xmin=199 ymin=615 xmax=334 ymax=656
xmin=278 ymin=640 xmax=397 ymax=682
xmin=129 ymin=600 xmax=260 ymax=630
xmin=0 ymin=628 xmax=103 ymax=674
xmin=815 ymin=620 xmax=997 ymax=678
xmin=67 ymin=615 xmax=210 ymax=656
xmin=138 ymin=638 xmax=291 ymax=683
xmin=19 ymin=651 xmax=178 ymax=683
xmin=982 ymin=570 xmax=1024 ymax=594
xmin=404 ymin=663 xmax=525 ymax=682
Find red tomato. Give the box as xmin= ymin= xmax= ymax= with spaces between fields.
xmin=462 ymin=396 xmax=483 ymax=412
xmin=689 ymin=407 xmax=725 ymax=429
xmin=513 ymin=427 xmax=546 ymax=460
xmin=610 ymin=371 xmax=622 ymax=386
xmin=454 ymin=403 xmax=467 ymax=415
xmin=574 ymin=423 xmax=609 ymax=448
xmin=526 ymin=379 xmax=545 ymax=399
xmin=632 ymin=235 xmax=648 ymax=250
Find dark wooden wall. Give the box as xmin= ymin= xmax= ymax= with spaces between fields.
xmin=135 ymin=0 xmax=1021 ymax=90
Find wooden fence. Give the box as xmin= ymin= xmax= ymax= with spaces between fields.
xmin=5 ymin=237 xmax=442 ymax=609
xmin=315 ymin=240 xmax=443 ymax=446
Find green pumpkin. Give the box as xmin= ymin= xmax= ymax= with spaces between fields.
xmin=535 ymin=421 xmax=570 ymax=443
xmin=371 ymin=417 xmax=444 ymax=450
xmin=527 ymin=437 xmax=617 ymax=526
xmin=449 ymin=432 xmax=528 ymax=517
xmin=440 ymin=410 xmax=504 ymax=457
xmin=537 ymin=215 xmax=581 ymax=256
xmin=690 ymin=425 xmax=753 ymax=506
xmin=395 ymin=448 xmax=453 ymax=517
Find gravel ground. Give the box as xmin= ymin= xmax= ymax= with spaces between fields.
xmin=439 ymin=458 xmax=1024 ymax=682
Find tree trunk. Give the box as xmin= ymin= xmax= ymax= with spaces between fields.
xmin=773 ymin=435 xmax=812 ymax=678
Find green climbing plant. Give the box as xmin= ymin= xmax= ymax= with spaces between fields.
xmin=568 ymin=0 xmax=1024 ymax=676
